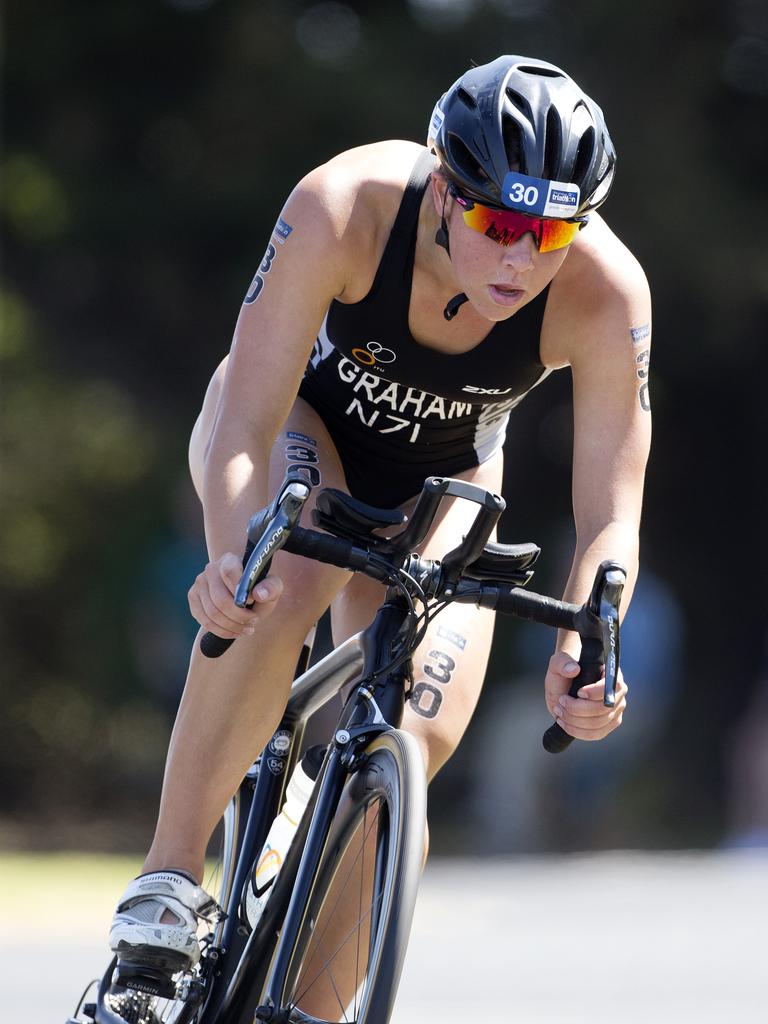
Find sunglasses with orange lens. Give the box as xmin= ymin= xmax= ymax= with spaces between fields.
xmin=450 ymin=185 xmax=586 ymax=253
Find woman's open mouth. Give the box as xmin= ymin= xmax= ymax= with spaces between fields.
xmin=488 ymin=284 xmax=525 ymax=306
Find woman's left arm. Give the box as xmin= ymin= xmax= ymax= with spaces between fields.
xmin=546 ymin=243 xmax=652 ymax=740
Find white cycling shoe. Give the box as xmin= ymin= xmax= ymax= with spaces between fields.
xmin=109 ymin=870 xmax=225 ymax=974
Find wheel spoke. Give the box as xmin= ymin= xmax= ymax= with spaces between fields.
xmin=291 ymin=886 xmax=384 ymax=1011
xmin=280 ymin=735 xmax=422 ymax=1024
xmin=328 ymin=968 xmax=350 ymax=1023
xmin=293 ymin=798 xmax=382 ymax=992
xmin=290 ymin=798 xmax=386 ymax=1014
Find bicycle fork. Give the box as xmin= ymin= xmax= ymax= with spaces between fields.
xmin=253 ymin=745 xmax=348 ymax=1023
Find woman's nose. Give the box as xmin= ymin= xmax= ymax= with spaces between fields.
xmin=501 ymin=232 xmax=537 ymax=272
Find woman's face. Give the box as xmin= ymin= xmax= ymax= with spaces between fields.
xmin=432 ymin=177 xmax=571 ymax=322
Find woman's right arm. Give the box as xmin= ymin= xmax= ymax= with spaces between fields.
xmin=190 ymin=170 xmax=352 ymax=639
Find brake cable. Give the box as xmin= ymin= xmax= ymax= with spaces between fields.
xmin=354 ymin=556 xmax=427 ymax=687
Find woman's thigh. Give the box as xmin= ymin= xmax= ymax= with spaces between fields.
xmin=332 ymin=451 xmax=504 ymax=781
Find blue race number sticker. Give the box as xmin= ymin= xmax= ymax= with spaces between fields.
xmin=273 ymin=218 xmax=293 ymax=244
xmin=501 ymin=171 xmax=580 ymax=217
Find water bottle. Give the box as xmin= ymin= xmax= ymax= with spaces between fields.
xmin=245 ymin=744 xmax=325 ymax=930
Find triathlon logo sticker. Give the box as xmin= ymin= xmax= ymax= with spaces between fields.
xmin=273 ymin=218 xmax=293 ymax=244
xmin=630 ymin=324 xmax=650 ymax=346
xmin=286 ymin=431 xmax=317 ymax=447
xmin=437 ymin=625 xmax=467 ymax=651
xmin=351 ymin=342 xmax=397 ymax=369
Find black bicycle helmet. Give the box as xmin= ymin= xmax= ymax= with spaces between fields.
xmin=428 ymin=55 xmax=616 ymax=216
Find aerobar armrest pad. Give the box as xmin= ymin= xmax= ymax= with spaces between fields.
xmin=311 ymin=487 xmax=406 ymax=542
xmin=465 ymin=541 xmax=540 ymax=583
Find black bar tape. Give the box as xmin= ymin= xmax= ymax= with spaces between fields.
xmin=283 ymin=526 xmax=369 ymax=572
xmin=200 ymin=527 xmax=378 ymax=660
xmin=542 ymin=636 xmax=604 ymax=753
xmin=199 ymin=539 xmax=256 ymax=660
xmin=494 ymin=586 xmax=580 ymax=631
xmin=200 ymin=630 xmax=234 ymax=659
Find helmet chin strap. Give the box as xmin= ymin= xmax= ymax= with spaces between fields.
xmin=444 ymin=293 xmax=469 ymax=320
xmin=434 ymin=185 xmax=469 ymax=321
xmin=434 ymin=183 xmax=451 ymax=255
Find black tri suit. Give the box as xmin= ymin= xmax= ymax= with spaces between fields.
xmin=298 ymin=149 xmax=552 ymax=507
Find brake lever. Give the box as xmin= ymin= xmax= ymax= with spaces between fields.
xmin=235 ymin=479 xmax=311 ymax=607
xmin=200 ymin=475 xmax=314 ymax=658
xmin=542 ymin=560 xmax=626 ymax=753
xmin=596 ymin=567 xmax=625 ymax=707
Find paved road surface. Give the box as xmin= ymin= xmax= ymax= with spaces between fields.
xmin=13 ymin=851 xmax=766 ymax=1023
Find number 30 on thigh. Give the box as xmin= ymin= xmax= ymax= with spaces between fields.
xmin=409 ymin=648 xmax=456 ymax=720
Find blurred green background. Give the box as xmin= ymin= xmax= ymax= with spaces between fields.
xmin=2 ymin=0 xmax=767 ymax=856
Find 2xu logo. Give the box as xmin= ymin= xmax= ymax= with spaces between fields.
xmin=462 ymin=385 xmax=512 ymax=395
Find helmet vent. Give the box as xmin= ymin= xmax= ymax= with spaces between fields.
xmin=446 ymin=133 xmax=489 ymax=184
xmin=501 ymin=115 xmax=523 ymax=172
xmin=544 ymin=106 xmax=563 ymax=179
xmin=456 ymin=86 xmax=478 ymax=110
xmin=505 ymin=88 xmax=532 ymax=120
xmin=590 ymin=164 xmax=614 ymax=206
xmin=573 ymin=125 xmax=595 ymax=187
xmin=517 ymin=65 xmax=564 ymax=79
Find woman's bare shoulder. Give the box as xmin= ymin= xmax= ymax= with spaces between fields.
xmin=294 ymin=141 xmax=428 ymax=299
xmin=543 ymin=215 xmax=651 ymax=367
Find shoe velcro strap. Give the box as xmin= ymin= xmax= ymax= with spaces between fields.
xmin=118 ymin=871 xmax=225 ymax=923
xmin=187 ymin=887 xmax=225 ymax=923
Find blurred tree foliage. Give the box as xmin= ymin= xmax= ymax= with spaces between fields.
xmin=2 ymin=0 xmax=766 ymax=850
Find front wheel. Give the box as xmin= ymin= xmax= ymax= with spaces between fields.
xmin=273 ymin=729 xmax=427 ymax=1024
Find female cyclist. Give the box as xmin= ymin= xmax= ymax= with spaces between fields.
xmin=109 ymin=54 xmax=651 ymax=996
